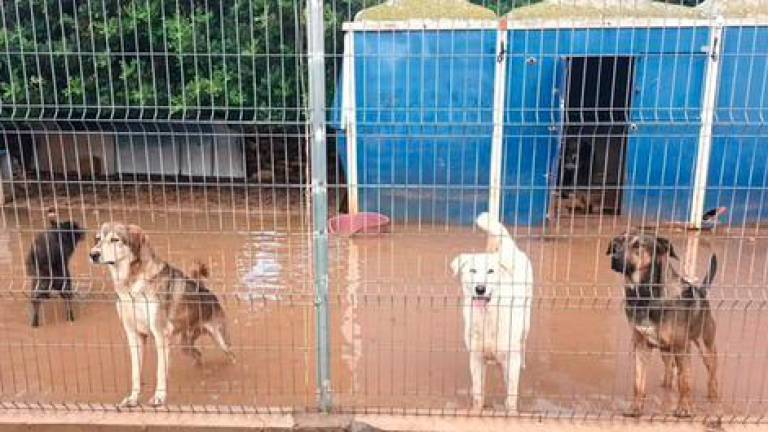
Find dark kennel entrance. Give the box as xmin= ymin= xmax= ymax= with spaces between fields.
xmin=556 ymin=56 xmax=634 ymax=215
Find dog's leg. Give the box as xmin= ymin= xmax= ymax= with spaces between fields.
xmin=30 ymin=280 xmax=48 ymax=327
xmin=661 ymin=350 xmax=675 ymax=389
xmin=499 ymin=350 xmax=522 ymax=413
xmin=701 ymin=318 xmax=719 ymax=402
xmin=119 ymin=328 xmax=145 ymax=408
xmin=469 ymin=352 xmax=485 ymax=410
xmin=673 ymin=351 xmax=694 ymax=418
xmin=702 ymin=349 xmax=719 ymax=402
xmin=61 ymin=280 xmax=75 ymax=322
xmin=30 ymin=289 xmax=43 ymax=327
xmin=148 ymin=322 xmax=171 ymax=407
xmin=182 ymin=328 xmax=204 ymax=366
xmin=625 ymin=332 xmax=651 ymax=417
xmin=204 ymin=322 xmax=236 ymax=364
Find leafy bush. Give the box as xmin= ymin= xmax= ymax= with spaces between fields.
xmin=0 ymin=0 xmax=540 ymax=121
xmin=0 ymin=0 xmax=306 ymax=121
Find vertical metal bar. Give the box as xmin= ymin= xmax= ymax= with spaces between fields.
xmin=307 ymin=0 xmax=332 ymax=412
xmin=488 ymin=23 xmax=508 ymax=223
xmin=342 ymin=31 xmax=359 ymax=214
xmin=690 ymin=19 xmax=724 ymax=228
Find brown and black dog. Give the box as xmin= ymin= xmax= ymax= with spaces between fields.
xmin=606 ymin=230 xmax=718 ymax=418
xmin=90 ymin=222 xmax=235 ymax=407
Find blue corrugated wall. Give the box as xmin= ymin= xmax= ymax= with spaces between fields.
xmin=504 ymin=27 xmax=709 ymax=224
xmin=704 ymin=26 xmax=768 ymax=225
xmin=337 ymin=30 xmax=498 ymax=225
xmin=334 ymin=26 xmax=713 ymax=225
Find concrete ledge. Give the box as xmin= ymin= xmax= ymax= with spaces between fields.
xmin=0 ymin=410 xmax=765 ymax=432
xmin=0 ymin=410 xmax=293 ymax=431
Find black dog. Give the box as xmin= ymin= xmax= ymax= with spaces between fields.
xmin=25 ymin=216 xmax=84 ymax=327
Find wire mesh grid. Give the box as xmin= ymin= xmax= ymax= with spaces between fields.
xmin=0 ymin=0 xmax=767 ymax=424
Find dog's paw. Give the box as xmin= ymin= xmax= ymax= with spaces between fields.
xmin=504 ymin=396 xmax=518 ymax=413
xmin=471 ymin=396 xmax=485 ymax=411
xmin=148 ymin=392 xmax=167 ymax=407
xmin=118 ymin=395 xmax=139 ymax=408
xmin=673 ymin=404 xmax=693 ymax=418
xmin=622 ymin=405 xmax=642 ymax=418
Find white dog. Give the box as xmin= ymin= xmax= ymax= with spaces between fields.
xmin=451 ymin=212 xmax=533 ymax=412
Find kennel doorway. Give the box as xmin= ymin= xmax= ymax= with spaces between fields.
xmin=556 ymin=56 xmax=634 ymax=215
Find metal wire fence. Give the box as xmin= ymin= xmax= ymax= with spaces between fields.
xmin=0 ymin=0 xmax=767 ymax=424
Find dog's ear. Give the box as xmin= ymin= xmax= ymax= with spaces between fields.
xmin=46 ymin=207 xmax=58 ymax=228
xmin=125 ymin=224 xmax=150 ymax=260
xmin=605 ymin=237 xmax=620 ymax=255
xmin=450 ymin=255 xmax=466 ymax=277
xmin=655 ymin=237 xmax=679 ymax=260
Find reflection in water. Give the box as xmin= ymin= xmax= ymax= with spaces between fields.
xmin=0 ymin=206 xmax=765 ymax=414
xmin=238 ymin=231 xmax=285 ymax=302
xmin=0 ymin=227 xmax=11 ymax=268
xmin=341 ymin=240 xmax=362 ymax=395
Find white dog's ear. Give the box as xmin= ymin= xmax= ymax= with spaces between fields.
xmin=450 ymin=254 xmax=466 ymax=277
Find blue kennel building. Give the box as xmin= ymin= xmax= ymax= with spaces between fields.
xmin=703 ymin=14 xmax=768 ymax=225
xmin=332 ymin=1 xmax=768 ymax=226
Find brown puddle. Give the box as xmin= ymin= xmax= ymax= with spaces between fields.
xmin=0 ymin=207 xmax=766 ymax=418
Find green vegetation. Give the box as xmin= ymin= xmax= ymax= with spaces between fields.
xmin=0 ymin=0 xmax=701 ymax=121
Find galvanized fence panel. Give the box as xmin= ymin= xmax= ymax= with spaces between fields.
xmin=0 ymin=0 xmax=318 ymax=412
xmin=0 ymin=0 xmax=767 ymax=425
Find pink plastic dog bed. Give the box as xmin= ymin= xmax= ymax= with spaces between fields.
xmin=328 ymin=212 xmax=390 ymax=236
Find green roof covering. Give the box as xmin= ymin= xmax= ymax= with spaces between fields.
xmin=697 ymin=0 xmax=766 ymax=18
xmin=505 ymin=0 xmax=703 ymax=19
xmin=355 ymin=0 xmax=496 ymax=21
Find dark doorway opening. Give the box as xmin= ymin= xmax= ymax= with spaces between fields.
xmin=556 ymin=56 xmax=634 ymax=215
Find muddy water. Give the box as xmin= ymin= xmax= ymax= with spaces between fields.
xmin=0 ymin=207 xmax=766 ymax=418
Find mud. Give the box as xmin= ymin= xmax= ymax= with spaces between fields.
xmin=0 ymin=204 xmax=766 ymax=418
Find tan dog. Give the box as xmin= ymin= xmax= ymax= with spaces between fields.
xmin=89 ymin=223 xmax=235 ymax=407
xmin=606 ymin=230 xmax=718 ymax=417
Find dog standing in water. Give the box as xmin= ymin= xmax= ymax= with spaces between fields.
xmin=26 ymin=209 xmax=84 ymax=327
xmin=90 ymin=222 xmax=235 ymax=407
xmin=451 ymin=212 xmax=533 ymax=412
xmin=606 ymin=230 xmax=719 ymax=417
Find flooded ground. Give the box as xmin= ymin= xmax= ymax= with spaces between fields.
xmin=0 ymin=197 xmax=766 ymax=418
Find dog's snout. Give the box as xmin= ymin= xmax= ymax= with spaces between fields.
xmin=474 ymin=285 xmax=486 ymax=296
xmin=89 ymin=251 xmax=101 ymax=263
xmin=610 ymin=255 xmax=633 ymax=275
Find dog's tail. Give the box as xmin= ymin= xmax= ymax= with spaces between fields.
xmin=697 ymin=254 xmax=718 ymax=297
xmin=190 ymin=260 xmax=210 ymax=279
xmin=476 ymin=212 xmax=510 ymax=239
xmin=476 ymin=212 xmax=523 ymax=274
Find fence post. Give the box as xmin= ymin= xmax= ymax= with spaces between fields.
xmin=488 ymin=22 xmax=509 ymax=223
xmin=690 ymin=18 xmax=723 ymax=229
xmin=307 ymin=0 xmax=332 ymax=413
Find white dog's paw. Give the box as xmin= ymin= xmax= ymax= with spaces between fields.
xmin=472 ymin=396 xmax=485 ymax=410
xmin=505 ymin=396 xmax=519 ymax=413
xmin=118 ymin=394 xmax=139 ymax=408
xmin=148 ymin=391 xmax=167 ymax=407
